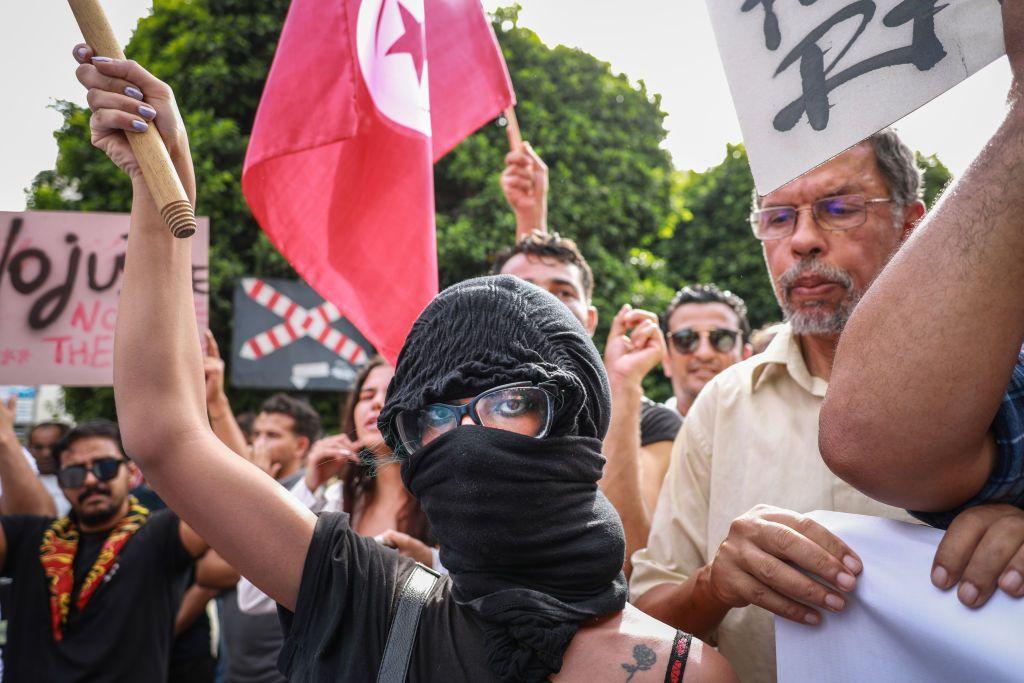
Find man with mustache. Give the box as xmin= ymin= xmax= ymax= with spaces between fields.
xmin=629 ymin=129 xmax=933 ymax=683
xmin=661 ymin=284 xmax=752 ymax=418
xmin=0 ymin=420 xmax=207 ymax=681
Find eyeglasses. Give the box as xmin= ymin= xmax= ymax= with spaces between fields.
xmin=57 ymin=457 xmax=125 ymax=489
xmin=396 ymin=382 xmax=554 ymax=454
xmin=750 ymin=194 xmax=892 ymax=241
xmin=669 ymin=327 xmax=740 ymax=355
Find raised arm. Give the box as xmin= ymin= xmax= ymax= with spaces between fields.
xmin=0 ymin=397 xmax=56 ymax=517
xmin=74 ymin=45 xmax=315 ymax=610
xmin=203 ymin=329 xmax=250 ymax=457
xmin=820 ymin=3 xmax=1024 ymax=513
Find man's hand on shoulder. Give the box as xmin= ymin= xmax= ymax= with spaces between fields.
xmin=931 ymin=504 xmax=1024 ymax=607
xmin=704 ymin=505 xmax=863 ymax=626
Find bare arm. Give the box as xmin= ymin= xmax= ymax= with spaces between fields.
xmin=639 ymin=441 xmax=673 ymax=518
xmin=195 ymin=549 xmax=242 ymax=590
xmin=599 ymin=307 xmax=665 ymax=577
xmin=0 ymin=398 xmax=56 ymax=517
xmin=174 ymin=583 xmax=218 ymax=637
xmin=633 ymin=572 xmax=732 ymax=641
xmin=74 ymin=46 xmax=315 ymax=610
xmin=203 ymin=330 xmax=250 ymax=458
xmin=821 ymin=7 xmax=1024 ymax=512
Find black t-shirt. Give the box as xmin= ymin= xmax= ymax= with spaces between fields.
xmin=639 ymin=397 xmax=683 ymax=447
xmin=278 ymin=511 xmax=496 ymax=681
xmin=1 ymin=509 xmax=193 ymax=682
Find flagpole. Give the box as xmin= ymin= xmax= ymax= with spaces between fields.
xmin=504 ymin=106 xmax=523 ymax=150
xmin=67 ymin=0 xmax=198 ymax=239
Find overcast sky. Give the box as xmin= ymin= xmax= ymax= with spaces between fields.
xmin=0 ymin=0 xmax=1012 ymax=211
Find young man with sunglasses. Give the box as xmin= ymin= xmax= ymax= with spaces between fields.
xmin=0 ymin=420 xmax=207 ymax=681
xmin=497 ymin=156 xmax=683 ymax=570
xmin=661 ymin=284 xmax=753 ymax=418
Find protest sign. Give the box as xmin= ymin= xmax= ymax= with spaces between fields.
xmin=706 ymin=0 xmax=1005 ymax=194
xmin=0 ymin=210 xmax=209 ymax=386
xmin=231 ymin=278 xmax=374 ymax=390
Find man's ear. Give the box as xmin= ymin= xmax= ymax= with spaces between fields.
xmin=662 ymin=346 xmax=673 ymax=379
xmin=742 ymin=343 xmax=754 ymax=360
xmin=296 ymin=436 xmax=311 ymax=459
xmin=585 ymin=306 xmax=598 ymax=337
xmin=901 ymin=200 xmax=927 ymax=243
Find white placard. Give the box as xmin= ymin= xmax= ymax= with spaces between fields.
xmin=776 ymin=511 xmax=1022 ymax=683
xmin=706 ymin=0 xmax=1005 ymax=194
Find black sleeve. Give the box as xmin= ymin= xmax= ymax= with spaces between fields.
xmin=277 ymin=511 xmax=413 ymax=681
xmin=151 ymin=510 xmax=194 ymax=574
xmin=639 ymin=398 xmax=683 ymax=447
xmin=1 ymin=515 xmax=52 ymax=577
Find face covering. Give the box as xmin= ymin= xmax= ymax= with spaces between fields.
xmin=380 ymin=275 xmax=627 ymax=682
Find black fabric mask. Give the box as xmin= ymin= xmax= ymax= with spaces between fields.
xmin=380 ymin=275 xmax=627 ymax=682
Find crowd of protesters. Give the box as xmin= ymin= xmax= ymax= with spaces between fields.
xmin=2 ymin=5 xmax=1024 ymax=681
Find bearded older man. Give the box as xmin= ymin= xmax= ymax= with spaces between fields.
xmin=629 ymin=130 xmax=930 ymax=683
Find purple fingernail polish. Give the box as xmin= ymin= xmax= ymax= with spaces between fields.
xmin=75 ymin=47 xmax=88 ymax=60
xmin=138 ymin=105 xmax=157 ymax=120
xmin=125 ymin=86 xmax=144 ymax=101
xmin=91 ymin=56 xmax=113 ymax=63
xmin=132 ymin=120 xmax=149 ymax=133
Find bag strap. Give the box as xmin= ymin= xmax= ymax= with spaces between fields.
xmin=377 ymin=563 xmax=440 ymax=683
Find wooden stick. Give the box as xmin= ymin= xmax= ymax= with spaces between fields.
xmin=67 ymin=0 xmax=197 ymax=239
xmin=504 ymin=106 xmax=522 ymax=150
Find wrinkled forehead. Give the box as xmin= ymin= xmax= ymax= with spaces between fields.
xmin=762 ymin=142 xmax=887 ymax=207
xmin=61 ymin=437 xmax=122 ymax=466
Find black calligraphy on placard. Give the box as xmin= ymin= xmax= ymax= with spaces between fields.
xmin=744 ymin=0 xmax=956 ymax=133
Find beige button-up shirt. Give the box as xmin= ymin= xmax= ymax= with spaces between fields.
xmin=630 ymin=324 xmax=914 ymax=683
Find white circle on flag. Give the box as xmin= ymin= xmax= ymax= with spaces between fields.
xmin=356 ymin=0 xmax=431 ymax=137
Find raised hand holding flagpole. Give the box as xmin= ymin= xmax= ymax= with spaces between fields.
xmin=67 ymin=0 xmax=197 ymax=238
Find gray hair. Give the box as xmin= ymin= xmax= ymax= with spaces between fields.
xmin=752 ymin=128 xmax=922 ymax=218
xmin=868 ymin=128 xmax=922 ymax=211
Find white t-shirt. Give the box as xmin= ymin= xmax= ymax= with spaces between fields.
xmin=775 ymin=511 xmax=1023 ymax=682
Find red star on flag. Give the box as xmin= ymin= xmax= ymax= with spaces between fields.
xmin=386 ymin=2 xmax=425 ymax=82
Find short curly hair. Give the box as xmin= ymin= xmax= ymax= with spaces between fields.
xmin=491 ymin=230 xmax=594 ymax=301
xmin=662 ymin=283 xmax=751 ymax=341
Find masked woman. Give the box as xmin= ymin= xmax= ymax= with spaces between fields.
xmin=74 ymin=46 xmax=735 ymax=682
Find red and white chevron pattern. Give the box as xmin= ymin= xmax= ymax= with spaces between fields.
xmin=239 ymin=278 xmax=368 ymax=365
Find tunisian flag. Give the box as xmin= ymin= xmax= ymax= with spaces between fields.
xmin=242 ymin=0 xmax=514 ymax=364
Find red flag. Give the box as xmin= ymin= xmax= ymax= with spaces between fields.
xmin=242 ymin=0 xmax=514 ymax=365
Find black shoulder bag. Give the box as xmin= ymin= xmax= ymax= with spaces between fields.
xmin=376 ymin=563 xmax=440 ymax=683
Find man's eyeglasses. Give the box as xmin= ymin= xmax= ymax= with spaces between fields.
xmin=396 ymin=382 xmax=554 ymax=455
xmin=57 ymin=457 xmax=125 ymax=489
xmin=669 ymin=327 xmax=740 ymax=355
xmin=750 ymin=194 xmax=892 ymax=241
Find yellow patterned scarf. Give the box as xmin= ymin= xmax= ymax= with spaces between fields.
xmin=38 ymin=496 xmax=150 ymax=642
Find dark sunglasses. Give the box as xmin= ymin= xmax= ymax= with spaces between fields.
xmin=57 ymin=457 xmax=125 ymax=489
xmin=669 ymin=327 xmax=740 ymax=354
xmin=396 ymin=381 xmax=555 ymax=455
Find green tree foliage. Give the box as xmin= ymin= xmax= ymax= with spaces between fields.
xmin=27 ymin=2 xmax=953 ymax=416
xmin=28 ymin=1 xmax=673 ymax=421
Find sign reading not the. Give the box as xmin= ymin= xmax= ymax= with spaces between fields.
xmin=706 ymin=0 xmax=1005 ymax=194
xmin=0 ymin=210 xmax=209 ymax=386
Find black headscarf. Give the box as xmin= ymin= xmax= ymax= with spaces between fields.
xmin=380 ymin=275 xmax=627 ymax=682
